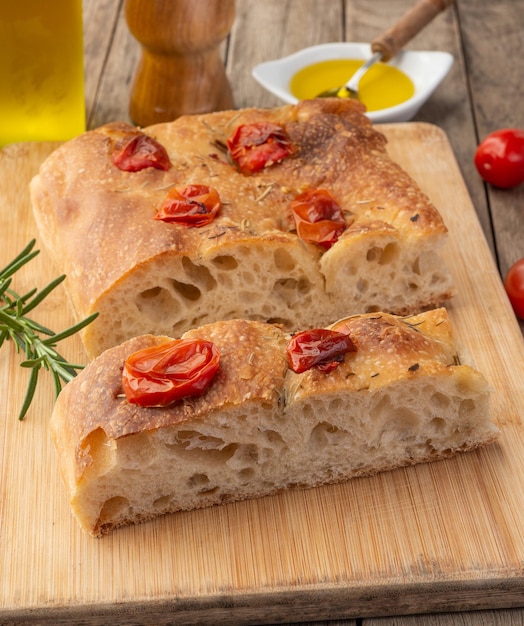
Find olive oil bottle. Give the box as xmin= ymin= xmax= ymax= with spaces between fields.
xmin=0 ymin=1 xmax=85 ymax=147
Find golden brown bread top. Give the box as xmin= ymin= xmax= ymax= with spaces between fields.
xmin=31 ymin=99 xmax=447 ymax=319
xmin=52 ymin=309 xmax=466 ymax=486
xmin=286 ymin=308 xmax=458 ymax=401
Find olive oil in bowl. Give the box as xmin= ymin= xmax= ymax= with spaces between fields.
xmin=290 ymin=59 xmax=415 ymax=112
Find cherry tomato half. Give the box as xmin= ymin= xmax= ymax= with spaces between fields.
xmin=474 ymin=128 xmax=524 ymax=189
xmin=290 ymin=189 xmax=346 ymax=249
xmin=122 ymin=338 xmax=220 ymax=407
xmin=227 ymin=122 xmax=293 ymax=174
xmin=286 ymin=328 xmax=357 ymax=374
xmin=504 ymin=258 xmax=524 ymax=320
xmin=155 ymin=184 xmax=221 ymax=227
xmin=112 ymin=132 xmax=171 ymax=172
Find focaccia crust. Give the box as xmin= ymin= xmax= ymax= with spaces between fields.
xmin=31 ymin=99 xmax=455 ymax=357
xmin=50 ymin=310 xmax=497 ymax=536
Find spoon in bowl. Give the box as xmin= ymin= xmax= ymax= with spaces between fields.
xmin=317 ymin=0 xmax=455 ymax=99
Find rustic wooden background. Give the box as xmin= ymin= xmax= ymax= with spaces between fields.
xmin=2 ymin=1 xmax=522 ymax=625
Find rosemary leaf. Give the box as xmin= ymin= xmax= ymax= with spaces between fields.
xmin=18 ymin=367 xmax=39 ymax=421
xmin=21 ymin=317 xmax=56 ymax=337
xmin=51 ymin=369 xmax=63 ymax=398
xmin=45 ymin=312 xmax=99 ymax=344
xmin=0 ymin=309 xmax=26 ymax=332
xmin=0 ymin=239 xmax=39 ymax=279
xmin=6 ymin=331 xmax=27 ymax=354
xmin=0 ymin=276 xmax=13 ymax=298
xmin=0 ymin=241 xmax=99 ymax=420
xmin=11 ymin=286 xmax=38 ymax=304
xmin=20 ymin=357 xmax=46 ymax=368
xmin=20 ymin=274 xmax=66 ymax=316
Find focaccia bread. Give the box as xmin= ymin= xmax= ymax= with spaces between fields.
xmin=50 ymin=308 xmax=497 ymax=536
xmin=31 ymin=98 xmax=455 ymax=358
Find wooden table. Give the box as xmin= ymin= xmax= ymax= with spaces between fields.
xmin=1 ymin=1 xmax=522 ymax=625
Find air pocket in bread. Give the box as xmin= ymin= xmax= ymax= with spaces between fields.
xmin=30 ymin=99 xmax=455 ymax=358
xmin=50 ymin=309 xmax=497 ymax=536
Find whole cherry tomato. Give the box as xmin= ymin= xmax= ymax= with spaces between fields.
xmin=227 ymin=122 xmax=293 ymax=174
xmin=112 ymin=132 xmax=171 ymax=172
xmin=474 ymin=129 xmax=524 ymax=189
xmin=286 ymin=328 xmax=357 ymax=373
xmin=504 ymin=258 xmax=524 ymax=320
xmin=155 ymin=184 xmax=221 ymax=227
xmin=122 ymin=338 xmax=220 ymax=407
xmin=290 ymin=188 xmax=346 ymax=249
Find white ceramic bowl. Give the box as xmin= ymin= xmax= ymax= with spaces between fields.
xmin=252 ymin=42 xmax=453 ymax=123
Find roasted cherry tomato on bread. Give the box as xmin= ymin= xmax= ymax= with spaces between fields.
xmin=112 ymin=132 xmax=171 ymax=172
xmin=122 ymin=338 xmax=220 ymax=407
xmin=291 ymin=188 xmax=346 ymax=249
xmin=155 ymin=184 xmax=221 ymax=227
xmin=227 ymin=122 xmax=293 ymax=174
xmin=504 ymin=258 xmax=524 ymax=320
xmin=287 ymin=328 xmax=357 ymax=374
xmin=474 ymin=128 xmax=524 ymax=189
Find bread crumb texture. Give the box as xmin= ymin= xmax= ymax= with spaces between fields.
xmin=50 ymin=310 xmax=497 ymax=536
xmin=30 ymin=99 xmax=455 ymax=358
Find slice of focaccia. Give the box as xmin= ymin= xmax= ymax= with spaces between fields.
xmin=31 ymin=98 xmax=455 ymax=358
xmin=50 ymin=308 xmax=497 ymax=536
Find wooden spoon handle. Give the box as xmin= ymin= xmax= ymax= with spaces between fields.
xmin=371 ymin=0 xmax=455 ymax=61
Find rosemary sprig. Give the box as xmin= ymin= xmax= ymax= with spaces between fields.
xmin=0 ymin=240 xmax=98 ymax=420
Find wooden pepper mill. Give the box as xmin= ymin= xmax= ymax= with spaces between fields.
xmin=125 ymin=0 xmax=236 ymax=127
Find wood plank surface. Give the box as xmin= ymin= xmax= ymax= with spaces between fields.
xmin=1 ymin=1 xmax=523 ymax=624
xmin=367 ymin=609 xmax=524 ymax=626
xmin=1 ymin=124 xmax=524 ymax=624
xmin=458 ymin=0 xmax=524 ymax=279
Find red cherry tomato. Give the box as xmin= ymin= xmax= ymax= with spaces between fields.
xmin=227 ymin=122 xmax=293 ymax=174
xmin=155 ymin=184 xmax=221 ymax=227
xmin=122 ymin=338 xmax=220 ymax=407
xmin=112 ymin=132 xmax=171 ymax=172
xmin=290 ymin=188 xmax=346 ymax=249
xmin=474 ymin=128 xmax=524 ymax=189
xmin=504 ymin=258 xmax=524 ymax=320
xmin=286 ymin=328 xmax=357 ymax=374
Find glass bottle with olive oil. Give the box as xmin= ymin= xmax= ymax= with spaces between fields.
xmin=0 ymin=1 xmax=85 ymax=147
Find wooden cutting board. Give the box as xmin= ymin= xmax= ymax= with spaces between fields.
xmin=1 ymin=124 xmax=523 ymax=625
